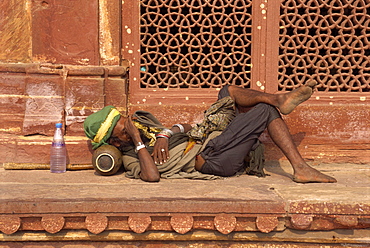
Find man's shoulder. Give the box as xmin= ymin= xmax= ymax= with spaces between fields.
xmin=133 ymin=110 xmax=164 ymax=128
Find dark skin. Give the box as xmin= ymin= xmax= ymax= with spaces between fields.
xmin=110 ymin=81 xmax=337 ymax=183
xmin=110 ymin=115 xmax=191 ymax=182
xmin=151 ymin=124 xmax=192 ymax=164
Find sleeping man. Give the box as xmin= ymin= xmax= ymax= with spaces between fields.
xmin=84 ymin=82 xmax=337 ymax=183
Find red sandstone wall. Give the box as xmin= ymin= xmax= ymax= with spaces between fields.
xmin=0 ymin=0 xmax=369 ymax=167
xmin=0 ymin=0 xmax=125 ymax=166
xmin=0 ymin=64 xmax=128 ymax=165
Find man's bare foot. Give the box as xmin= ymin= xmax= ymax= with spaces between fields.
xmin=277 ymin=80 xmax=317 ymax=115
xmin=293 ymin=164 xmax=337 ymax=183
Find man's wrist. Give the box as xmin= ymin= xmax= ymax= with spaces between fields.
xmin=156 ymin=129 xmax=173 ymax=139
xmin=135 ymin=142 xmax=146 ymax=153
xmin=172 ymin=124 xmax=185 ymax=133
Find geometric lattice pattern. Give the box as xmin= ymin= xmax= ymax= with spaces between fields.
xmin=140 ymin=0 xmax=252 ymax=88
xmin=279 ymin=0 xmax=370 ymax=92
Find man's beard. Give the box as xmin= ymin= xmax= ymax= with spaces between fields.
xmin=114 ymin=139 xmax=134 ymax=153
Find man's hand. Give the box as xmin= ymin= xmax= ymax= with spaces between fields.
xmin=151 ymin=123 xmax=192 ymax=165
xmin=152 ymin=137 xmax=169 ymax=165
xmin=125 ymin=115 xmax=160 ymax=182
xmin=124 ymin=115 xmax=141 ymax=143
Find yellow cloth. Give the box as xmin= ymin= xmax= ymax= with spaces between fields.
xmin=133 ymin=121 xmax=162 ymax=146
xmin=93 ymin=109 xmax=120 ymax=143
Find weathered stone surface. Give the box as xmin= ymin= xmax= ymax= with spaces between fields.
xmin=105 ymin=78 xmax=128 ymax=114
xmin=290 ymin=214 xmax=313 ymax=229
xmin=214 ymin=215 xmax=236 ymax=234
xmin=256 ymin=216 xmax=279 ymax=233
xmin=23 ymin=75 xmax=64 ymax=136
xmin=64 ymin=217 xmax=86 ymax=230
xmin=150 ymin=216 xmax=172 ymax=231
xmin=0 ymin=216 xmax=21 ymax=234
xmin=107 ymin=216 xmax=130 ymax=230
xmin=65 ymin=77 xmax=104 ymax=135
xmin=170 ymin=215 xmax=193 ymax=234
xmin=0 ymin=73 xmax=26 ymax=97
xmin=41 ymin=215 xmax=65 ymax=233
xmin=0 ymin=0 xmax=31 ymax=62
xmin=19 ymin=217 xmax=42 ymax=231
xmin=1 ymin=65 xmax=370 ymax=165
xmin=0 ymin=135 xmax=18 ymax=163
xmin=0 ymin=74 xmax=26 ymax=135
xmin=310 ymin=216 xmax=337 ymax=230
xmin=289 ymin=202 xmax=370 ymax=215
xmin=63 ymin=138 xmax=93 ymax=165
xmin=1 ymin=229 xmax=370 ymax=245
xmin=264 ymin=105 xmax=370 ymax=164
xmin=193 ymin=216 xmax=215 ymax=230
xmin=65 ymin=66 xmax=105 ymax=76
xmin=85 ymin=214 xmax=108 ymax=234
xmin=128 ymin=215 xmax=151 ymax=234
xmin=106 ymin=66 xmax=128 ymax=76
xmin=32 ymin=0 xmax=99 ymax=65
xmin=0 ymin=133 xmax=91 ymax=164
xmin=234 ymin=217 xmax=258 ymax=231
xmin=12 ymin=135 xmax=52 ymax=164
xmin=0 ymin=63 xmax=32 ymax=73
xmin=335 ymin=215 xmax=358 ymax=227
xmin=0 ymin=63 xmax=128 ymax=165
xmin=0 ymin=163 xmax=369 ymax=245
xmin=99 ymin=0 xmax=121 ymax=65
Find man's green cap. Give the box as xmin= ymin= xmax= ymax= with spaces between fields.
xmin=84 ymin=106 xmax=121 ymax=149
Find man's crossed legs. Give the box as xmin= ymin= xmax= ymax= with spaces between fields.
xmin=196 ymin=81 xmax=336 ymax=183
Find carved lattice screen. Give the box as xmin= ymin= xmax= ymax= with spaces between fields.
xmin=138 ymin=0 xmax=369 ymax=92
xmin=140 ymin=0 xmax=253 ymax=88
xmin=279 ymin=0 xmax=370 ymax=92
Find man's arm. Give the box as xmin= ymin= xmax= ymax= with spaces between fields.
xmin=152 ymin=124 xmax=192 ymax=165
xmin=136 ymin=147 xmax=160 ymax=182
xmin=171 ymin=124 xmax=192 ymax=133
xmin=125 ymin=116 xmax=160 ymax=182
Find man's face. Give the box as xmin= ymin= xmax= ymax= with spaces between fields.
xmin=110 ymin=116 xmax=133 ymax=147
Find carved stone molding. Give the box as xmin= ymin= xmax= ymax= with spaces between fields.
xmin=1 ymin=213 xmax=368 ymax=236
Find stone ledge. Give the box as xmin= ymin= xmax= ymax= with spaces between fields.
xmin=1 ymin=229 xmax=369 ymax=245
xmin=0 ymin=163 xmax=368 ymax=244
xmin=0 ymin=63 xmax=128 ymax=76
xmin=0 ymin=212 xmax=369 ymax=236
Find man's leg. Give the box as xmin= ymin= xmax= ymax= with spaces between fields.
xmin=197 ymin=103 xmax=279 ymax=177
xmin=267 ymin=118 xmax=337 ymax=183
xmin=228 ymin=80 xmax=317 ymax=115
